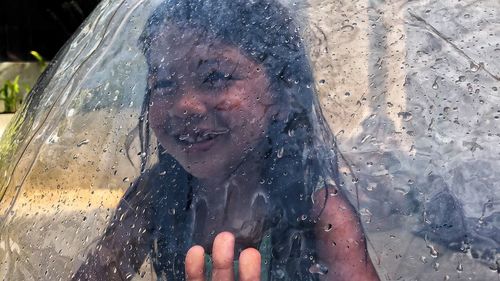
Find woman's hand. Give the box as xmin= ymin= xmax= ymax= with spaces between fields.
xmin=185 ymin=232 xmax=261 ymax=281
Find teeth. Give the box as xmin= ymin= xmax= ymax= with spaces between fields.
xmin=178 ymin=129 xmax=228 ymax=144
xmin=178 ymin=134 xmax=210 ymax=144
xmin=195 ymin=134 xmax=211 ymax=142
xmin=202 ymin=129 xmax=229 ymax=138
xmin=178 ymin=134 xmax=196 ymax=143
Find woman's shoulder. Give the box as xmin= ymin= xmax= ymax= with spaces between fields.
xmin=311 ymin=180 xmax=356 ymax=220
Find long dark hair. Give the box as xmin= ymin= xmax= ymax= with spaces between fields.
xmin=125 ymin=0 xmax=341 ymax=280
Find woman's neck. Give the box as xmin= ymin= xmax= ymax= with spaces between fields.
xmin=191 ymin=151 xmax=270 ymax=250
xmin=196 ymin=152 xmax=264 ymax=206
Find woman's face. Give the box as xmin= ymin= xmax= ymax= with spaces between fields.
xmin=147 ymin=26 xmax=280 ymax=180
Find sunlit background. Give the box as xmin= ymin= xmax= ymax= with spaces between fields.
xmin=0 ymin=0 xmax=498 ymax=280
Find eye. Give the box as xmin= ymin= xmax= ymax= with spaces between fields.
xmin=154 ymin=80 xmax=175 ymax=89
xmin=202 ymin=70 xmax=233 ymax=88
xmin=151 ymin=79 xmax=178 ymax=103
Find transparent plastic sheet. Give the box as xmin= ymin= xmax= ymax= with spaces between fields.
xmin=0 ymin=0 xmax=498 ymax=280
xmin=0 ymin=0 xmax=156 ymax=279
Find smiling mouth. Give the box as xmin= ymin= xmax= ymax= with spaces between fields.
xmin=176 ymin=129 xmax=229 ymax=146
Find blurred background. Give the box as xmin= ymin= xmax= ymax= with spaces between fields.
xmin=1 ymin=0 xmax=100 ymax=60
xmin=0 ymin=0 xmax=100 ymax=118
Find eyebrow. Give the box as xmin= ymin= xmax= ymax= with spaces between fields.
xmin=197 ymin=56 xmax=242 ymax=76
xmin=197 ymin=58 xmax=219 ymax=69
xmin=153 ymin=79 xmax=175 ymax=89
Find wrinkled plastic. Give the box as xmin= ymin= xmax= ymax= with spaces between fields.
xmin=0 ymin=0 xmax=498 ymax=280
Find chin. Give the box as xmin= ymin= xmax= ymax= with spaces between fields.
xmin=182 ymin=161 xmax=225 ymax=180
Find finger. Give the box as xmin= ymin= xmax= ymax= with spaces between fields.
xmin=185 ymin=245 xmax=205 ymax=281
xmin=212 ymin=232 xmax=235 ymax=281
xmin=239 ymin=248 xmax=261 ymax=281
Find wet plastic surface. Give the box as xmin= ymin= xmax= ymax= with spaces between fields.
xmin=0 ymin=0 xmax=498 ymax=280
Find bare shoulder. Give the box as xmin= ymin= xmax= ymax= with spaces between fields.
xmin=311 ymin=185 xmax=358 ymax=224
xmin=311 ymin=185 xmax=380 ymax=281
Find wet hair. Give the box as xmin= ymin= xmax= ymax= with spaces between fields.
xmin=130 ymin=0 xmax=340 ymax=280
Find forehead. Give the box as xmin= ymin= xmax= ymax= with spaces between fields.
xmin=147 ymin=24 xmax=257 ymax=71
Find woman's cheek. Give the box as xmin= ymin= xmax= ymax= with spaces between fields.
xmin=150 ymin=100 xmax=173 ymax=124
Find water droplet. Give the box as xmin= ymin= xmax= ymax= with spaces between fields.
xmin=432 ymin=80 xmax=439 ymax=90
xmin=123 ymin=177 xmax=130 ymax=182
xmin=456 ymin=262 xmax=463 ymax=272
xmin=366 ymin=183 xmax=375 ymax=191
xmin=179 ymin=134 xmax=190 ymax=141
xmin=359 ymin=208 xmax=373 ymax=223
xmin=397 ymin=111 xmax=413 ymax=121
xmin=319 ymin=79 xmax=326 ymax=84
xmin=344 ymin=92 xmax=351 ymax=97
xmin=277 ymin=147 xmax=284 ymax=158
xmin=467 ymin=84 xmax=474 ymax=92
xmin=492 ymin=86 xmax=498 ymax=91
xmin=77 ymin=139 xmax=90 ymax=147
xmin=463 ymin=13 xmax=470 ymax=18
xmin=457 ymin=75 xmax=466 ymax=82
xmin=159 ymin=171 xmax=167 ymax=176
xmin=329 ymin=189 xmax=338 ymax=197
xmin=361 ymin=135 xmax=371 ymax=143
xmin=308 ymin=263 xmax=328 ymax=275
xmin=420 ymin=256 xmax=427 ymax=264
xmin=341 ymin=25 xmax=354 ymax=32
xmin=478 ymin=216 xmax=485 ymax=224
xmin=444 ymin=275 xmax=450 ymax=280
xmin=324 ymin=224 xmax=333 ymax=232
xmin=274 ymin=269 xmax=286 ymax=279
xmin=428 ymin=245 xmax=439 ymax=258
xmin=301 ymin=214 xmax=308 ymax=221
xmin=470 ymin=62 xmax=480 ymax=72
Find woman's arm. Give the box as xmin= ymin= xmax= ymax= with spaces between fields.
xmin=312 ymin=187 xmax=380 ymax=281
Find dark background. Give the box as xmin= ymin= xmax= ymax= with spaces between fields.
xmin=0 ymin=0 xmax=101 ymax=61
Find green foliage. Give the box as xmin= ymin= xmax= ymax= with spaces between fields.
xmin=30 ymin=50 xmax=47 ymax=70
xmin=0 ymin=51 xmax=46 ymax=113
xmin=0 ymin=76 xmax=24 ymax=113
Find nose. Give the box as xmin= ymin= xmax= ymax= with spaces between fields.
xmin=170 ymin=89 xmax=208 ymax=118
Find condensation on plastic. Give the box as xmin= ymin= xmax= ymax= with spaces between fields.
xmin=0 ymin=0 xmax=498 ymax=280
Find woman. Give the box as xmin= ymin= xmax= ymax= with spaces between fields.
xmin=73 ymin=0 xmax=379 ymax=280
